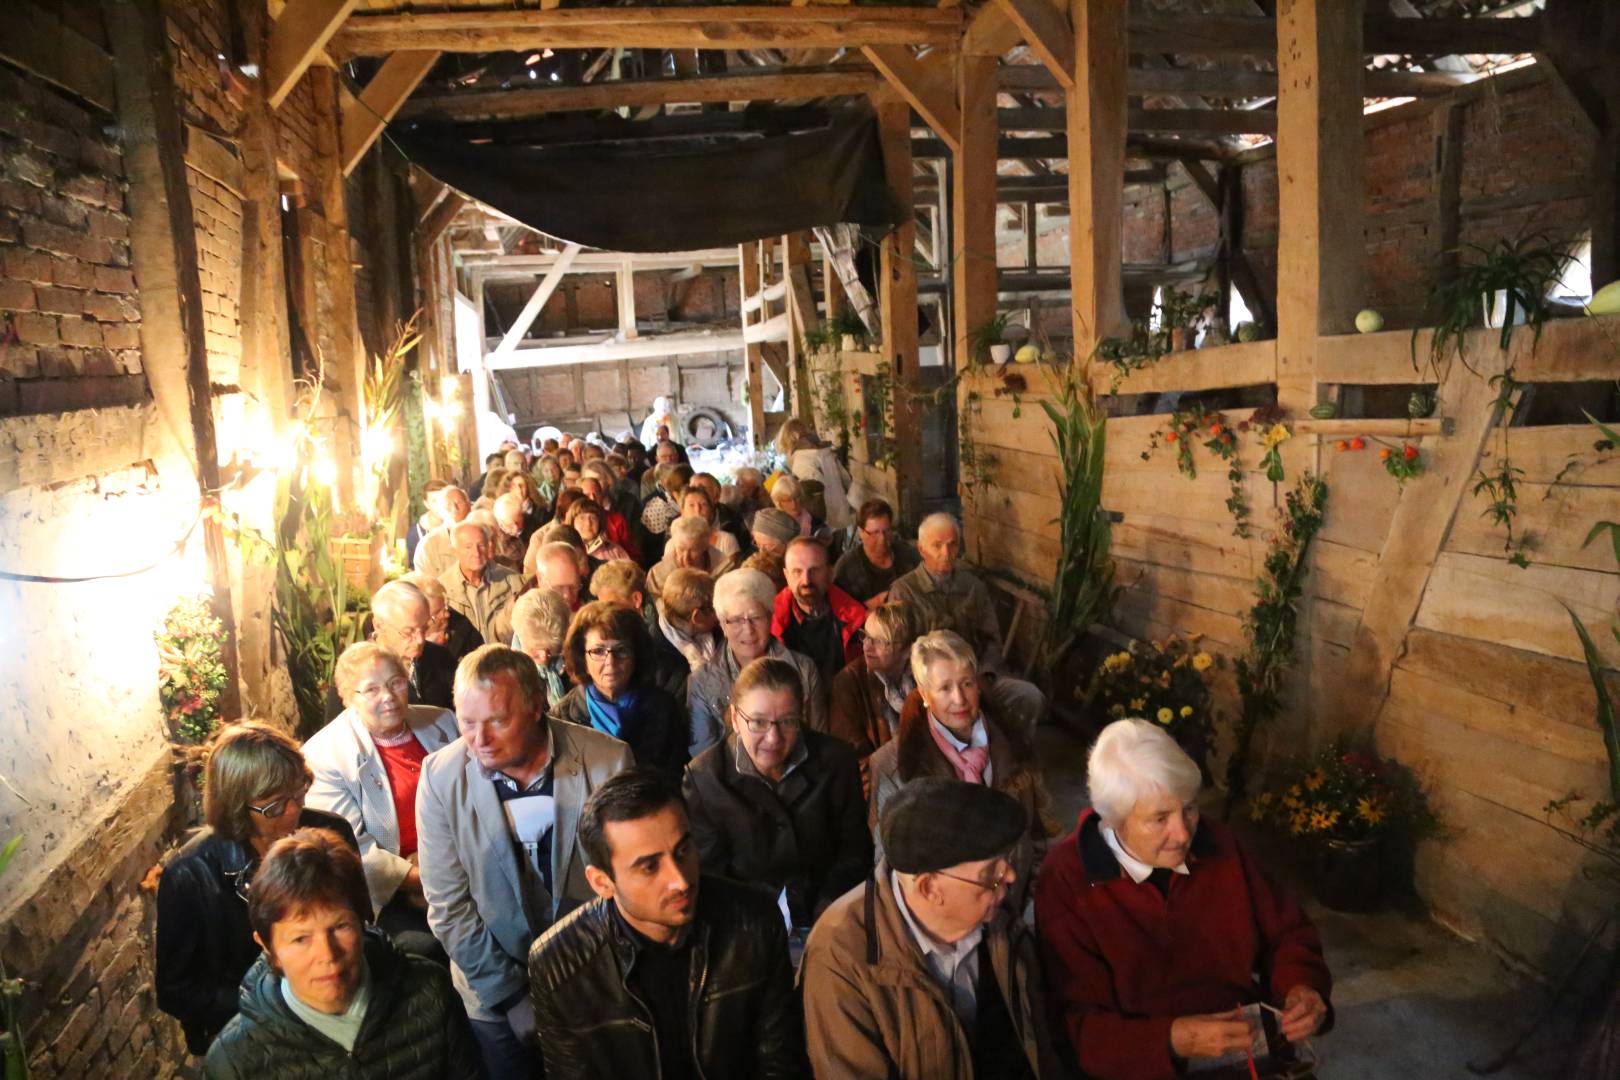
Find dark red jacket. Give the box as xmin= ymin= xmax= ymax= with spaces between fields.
xmin=1034 ymin=810 xmax=1332 ymax=1080
xmin=771 ymin=585 xmax=866 ymax=669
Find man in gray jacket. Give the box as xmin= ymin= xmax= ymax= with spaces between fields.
xmin=417 ymin=644 xmax=634 ymax=1079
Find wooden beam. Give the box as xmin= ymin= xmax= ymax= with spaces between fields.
xmin=267 ymin=0 xmax=358 ymax=108
xmin=420 ymin=192 xmax=468 ymax=248
xmin=996 ymin=0 xmax=1075 ymax=91
xmin=331 ymin=7 xmax=963 ymax=58
xmin=493 ymin=242 xmax=582 ymax=358
xmin=999 ymin=62 xmax=1476 ymax=97
xmin=911 ymin=133 xmax=1234 ymax=160
xmin=487 ymin=329 xmax=747 ymax=369
xmin=876 ymin=99 xmax=924 ymax=526
xmin=341 ymin=50 xmax=439 ymax=174
xmin=616 ymin=256 xmax=638 ymax=341
xmin=1179 ymin=159 xmax=1272 ymax=329
xmin=5 ymin=2 xmax=117 ymax=113
xmin=954 ymin=54 xmax=999 ymax=372
xmin=862 ymin=46 xmax=962 ymax=154
xmin=1068 ymin=0 xmax=1129 ymax=352
xmin=740 ymin=242 xmax=767 ymax=449
xmin=784 ymin=232 xmax=818 ymax=425
xmin=918 ymin=170 xmax=1163 ymax=202
xmin=401 ymin=66 xmax=880 ymax=121
xmin=998 ymin=106 xmax=1277 ymax=134
xmin=1128 ymin=13 xmax=1543 ymax=58
xmin=1431 ymin=102 xmax=1464 ymax=293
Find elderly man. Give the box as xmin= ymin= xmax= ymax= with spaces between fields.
xmin=321 ymin=580 xmax=457 ymax=722
xmin=417 ymin=645 xmax=633 ymax=1079
xmin=725 ymin=465 xmax=770 ymax=525
xmin=750 ymin=507 xmax=799 ymax=561
xmin=647 ymin=515 xmax=735 ymax=603
xmin=772 ymin=538 xmax=865 ymax=686
xmin=401 ymin=571 xmax=483 ymax=664
xmin=491 ymin=493 xmax=532 ymax=572
xmin=833 ymin=498 xmax=920 ymax=608
xmin=530 ymin=540 xmax=589 ymax=612
xmin=800 ymin=778 xmax=1062 ymax=1079
xmin=640 ymin=438 xmax=683 ymax=498
xmin=439 ymin=519 xmax=521 ymax=646
xmin=891 ymin=513 xmax=1046 ymax=733
xmin=527 ymin=769 xmax=809 ymax=1079
xmin=414 ymin=485 xmax=472 ymax=579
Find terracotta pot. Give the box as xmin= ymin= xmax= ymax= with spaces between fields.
xmin=1170 ymin=327 xmax=1188 ymax=352
xmin=1312 ymin=836 xmax=1381 ymax=912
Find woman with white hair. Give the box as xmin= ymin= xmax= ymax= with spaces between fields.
xmin=775 ymin=417 xmax=853 ymax=530
xmin=768 ymin=473 xmax=823 ymax=539
xmin=866 ymin=630 xmax=1052 ymax=907
xmin=645 ymin=513 xmax=735 ymax=602
xmin=1034 ymin=718 xmax=1331 ymax=1080
xmin=687 ymin=568 xmax=828 ymax=757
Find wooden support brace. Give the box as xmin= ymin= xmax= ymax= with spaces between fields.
xmin=740 ymin=242 xmax=768 ymax=449
xmin=341 ymin=49 xmax=440 ymax=174
xmin=420 ymin=192 xmax=469 ymax=249
xmin=862 ymin=46 xmax=961 ymax=154
xmin=494 ymin=242 xmax=583 ymax=358
xmin=267 ymin=0 xmax=358 ymax=108
xmin=995 ymin=0 xmax=1074 ymax=91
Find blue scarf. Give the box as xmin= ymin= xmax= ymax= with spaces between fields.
xmin=585 ymin=685 xmax=642 ymax=739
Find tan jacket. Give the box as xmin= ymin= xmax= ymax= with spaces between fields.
xmin=438 ymin=561 xmax=520 ymax=645
xmin=799 ymin=865 xmax=1063 ymax=1079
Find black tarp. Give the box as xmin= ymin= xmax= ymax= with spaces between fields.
xmin=391 ymin=109 xmax=900 ymax=253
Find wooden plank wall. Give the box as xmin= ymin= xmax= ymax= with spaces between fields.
xmin=805 ymin=347 xmax=900 ymax=509
xmin=968 ymin=316 xmax=1620 ymax=970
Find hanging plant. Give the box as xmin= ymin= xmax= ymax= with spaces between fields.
xmin=1257 ymin=422 xmax=1291 ymax=483
xmin=156 ymin=595 xmax=231 ymax=746
xmin=1380 ymin=443 xmax=1423 ymax=486
xmin=1413 ymin=232 xmax=1570 ymax=378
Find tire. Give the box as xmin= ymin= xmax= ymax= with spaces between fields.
xmin=683 ymin=406 xmax=733 ymax=448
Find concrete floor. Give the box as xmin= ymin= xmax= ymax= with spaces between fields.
xmin=1033 ymin=725 xmax=1569 ymax=1080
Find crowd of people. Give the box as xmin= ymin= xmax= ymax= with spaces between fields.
xmin=153 ymin=423 xmax=1333 ymax=1079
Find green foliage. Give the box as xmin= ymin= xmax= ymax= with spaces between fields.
xmin=966 ymin=311 xmax=1012 ymax=362
xmin=861 ymin=365 xmax=897 ymax=471
xmin=1413 ymin=233 xmax=1570 ymax=377
xmin=1380 ymin=443 xmax=1424 ymax=486
xmin=155 ymin=596 xmax=231 ymax=745
xmin=0 ymin=835 xmax=26 ymax=1080
xmin=1086 ymin=638 xmax=1218 ymax=775
xmin=826 ymin=308 xmax=869 ymax=348
xmin=1251 ymin=744 xmax=1437 ymax=847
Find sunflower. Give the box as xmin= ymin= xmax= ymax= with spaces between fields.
xmin=1308 ymin=807 xmax=1340 ymax=832
xmin=1303 ymin=768 xmax=1326 ymax=792
xmin=1289 ymin=810 xmax=1309 ymax=836
xmin=1356 ymin=798 xmax=1385 ymax=826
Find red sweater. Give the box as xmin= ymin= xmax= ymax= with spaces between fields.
xmin=771 ymin=584 xmax=866 ymax=668
xmin=1034 ymin=810 xmax=1332 ymax=1080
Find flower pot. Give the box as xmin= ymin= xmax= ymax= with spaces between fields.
xmin=840 ymin=333 xmax=858 ymax=352
xmin=1483 ymin=289 xmax=1529 ymax=331
xmin=1311 ymin=837 xmax=1381 ymax=912
xmin=989 ymin=343 xmax=1012 ymax=365
xmin=1170 ymin=328 xmax=1188 ymax=352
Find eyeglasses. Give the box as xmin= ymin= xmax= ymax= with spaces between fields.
xmin=355 ymin=675 xmax=410 ymax=701
xmin=735 ymin=707 xmax=801 ymax=735
xmin=860 ymin=524 xmax=895 ymax=539
xmin=586 ymin=645 xmax=632 ymax=661
xmin=933 ymin=856 xmax=1014 ymax=894
xmin=721 ymin=613 xmax=768 ymax=631
xmin=379 ymin=623 xmax=425 ymax=643
xmin=248 ymin=784 xmax=310 ymax=819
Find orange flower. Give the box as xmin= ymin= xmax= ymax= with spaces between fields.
xmin=1210 ymin=423 xmax=1224 ymax=436
xmin=1349 ymin=437 xmax=1366 ymax=450
xmin=1335 ymin=440 xmax=1349 ymax=452
xmin=1379 ymin=447 xmax=1392 ymax=461
xmin=1166 ymin=431 xmax=1178 ymax=443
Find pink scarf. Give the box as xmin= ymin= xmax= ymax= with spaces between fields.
xmin=928 ymin=716 xmax=990 ymax=784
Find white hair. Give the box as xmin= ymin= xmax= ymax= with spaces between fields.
xmin=909 ymin=630 xmax=977 ymax=690
xmin=513 ymin=588 xmax=572 ymax=650
xmin=371 ymin=580 xmax=427 ymax=623
xmin=713 ymin=568 xmax=777 ymax=620
xmin=668 ymin=514 xmax=712 ymax=548
xmin=918 ymin=512 xmax=960 ymax=541
xmin=770 ymin=474 xmax=803 ymax=505
xmin=453 ymin=518 xmax=490 ymax=543
xmin=503 ymin=450 xmax=527 ymax=470
xmin=1086 ymin=718 xmax=1202 ymax=828
xmin=399 ymin=571 xmax=445 ymax=603
xmin=493 ymin=492 xmax=524 ymax=520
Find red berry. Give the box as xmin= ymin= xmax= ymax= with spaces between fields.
xmin=1403 ymin=444 xmax=1419 ymax=461
xmin=1350 ymin=437 xmax=1366 ymax=451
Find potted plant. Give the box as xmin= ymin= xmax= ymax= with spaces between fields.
xmin=1251 ymin=743 xmax=1437 ymax=912
xmin=1416 ymin=233 xmax=1571 ymax=374
xmin=1158 ymin=288 xmax=1219 ymax=351
xmin=827 ymin=308 xmax=868 ymax=352
xmin=1083 ymin=635 xmax=1221 ymax=780
xmin=968 ymin=311 xmax=1013 ymax=364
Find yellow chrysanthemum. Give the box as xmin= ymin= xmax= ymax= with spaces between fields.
xmin=1102 ymin=652 xmax=1132 ymax=674
xmin=1109 ymin=704 xmax=1126 ymax=718
xmin=1254 ymin=792 xmax=1274 ymax=807
xmin=1192 ymin=652 xmax=1214 ymax=672
xmin=1262 ymin=423 xmax=1292 ymax=449
xmin=1281 ymin=794 xmax=1303 ymax=811
xmin=1289 ymin=810 xmax=1309 ymax=836
xmin=1129 ymin=697 xmax=1146 ymax=711
xmin=1158 ymin=671 xmax=1172 ymax=688
xmin=1287 ymin=784 xmax=1302 ymax=798
xmin=1308 ymin=807 xmax=1340 ymax=832
xmin=1356 ymin=798 xmax=1385 ymax=825
xmin=1156 ymin=707 xmax=1174 ymax=725
xmin=1303 ymin=768 xmax=1326 ymax=792
xmin=1180 ymin=705 xmax=1194 ymax=718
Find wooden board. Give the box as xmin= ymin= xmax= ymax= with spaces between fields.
xmin=1114 ymin=557 xmax=1254 ymax=616
xmin=1095 ymin=339 xmax=1277 ymax=396
xmin=1448 ymin=479 xmax=1620 ymax=573
xmin=1315 ymin=447 xmax=1403 ymax=553
xmin=1111 ymin=514 xmax=1270 ymax=582
xmin=1319 ymin=315 xmax=1620 ymax=385
xmin=967 ymin=510 xmax=1061 ymax=587
xmin=1308 ymin=538 xmax=1376 ymax=609
xmin=1114 ymin=586 xmax=1245 ymax=652
xmin=1477 ymin=424 xmax=1620 ymax=488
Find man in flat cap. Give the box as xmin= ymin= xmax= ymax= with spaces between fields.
xmin=798 ymin=778 xmax=1062 ymax=1079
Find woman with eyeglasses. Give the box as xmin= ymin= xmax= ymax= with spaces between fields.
xmin=828 ymin=600 xmax=919 ymax=799
xmin=682 ymin=656 xmax=870 ymax=935
xmin=156 ymin=720 xmax=359 ymax=1056
xmin=551 ymin=600 xmax=688 ymax=777
xmin=302 ymin=642 xmax=459 ymax=962
xmin=688 ymin=568 xmax=828 ymax=758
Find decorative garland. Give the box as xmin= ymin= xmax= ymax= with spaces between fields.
xmin=1144 ymin=403 xmax=1291 ymax=539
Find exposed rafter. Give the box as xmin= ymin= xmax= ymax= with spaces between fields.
xmin=997 ymin=63 xmax=1478 ymax=97
xmin=1128 ymin=13 xmax=1544 ymax=58
xmin=994 ymin=0 xmax=1074 ymax=91
xmin=863 ymin=46 xmax=962 ymax=154
xmin=341 ymin=50 xmax=439 ymax=173
xmin=267 ymin=0 xmax=358 ymax=108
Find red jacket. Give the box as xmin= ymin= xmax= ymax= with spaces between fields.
xmin=771 ymin=585 xmax=866 ymax=669
xmin=1034 ymin=810 xmax=1332 ymax=1080
xmin=604 ymin=511 xmax=640 ymax=562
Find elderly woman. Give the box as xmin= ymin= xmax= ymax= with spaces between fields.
xmin=1035 ymin=720 xmax=1332 ymax=1080
xmin=768 ymin=474 xmax=823 ymax=539
xmin=565 ymin=498 xmax=633 ymax=570
xmin=682 ymin=657 xmax=870 ymax=933
xmin=472 ymin=466 xmax=508 ymax=511
xmin=156 ymin=721 xmax=359 ymax=1054
xmin=203 ymin=828 xmax=480 ymax=1079
xmin=828 ymin=601 xmax=919 ymax=798
xmin=579 ymin=466 xmax=641 ymax=560
xmin=688 ymin=568 xmax=828 ymax=757
xmin=776 ymin=417 xmax=854 ymax=530
xmin=680 ymin=485 xmax=740 ymax=561
xmin=639 ymin=461 xmax=691 ymax=564
xmin=505 ymin=471 xmax=549 ymax=529
xmin=511 ymin=587 xmax=574 ymax=705
xmin=532 ymin=453 xmax=563 ymax=506
xmin=304 ymin=643 xmax=459 ymax=959
xmin=400 ymin=571 xmax=482 ymax=663
xmin=646 ymin=514 xmax=735 ymax=603
xmin=552 ymin=600 xmax=688 ymax=776
xmin=866 ymin=630 xmax=1052 ymax=908
xmin=654 ymin=566 xmax=724 ymax=674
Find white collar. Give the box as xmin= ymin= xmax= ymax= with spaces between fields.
xmin=927 ymin=713 xmax=987 ymax=753
xmin=891 ymin=871 xmax=983 ymax=965
xmin=1101 ymin=825 xmax=1189 ymax=884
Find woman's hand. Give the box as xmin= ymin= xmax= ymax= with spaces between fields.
xmin=1169 ymin=1012 xmax=1252 ymax=1059
xmin=1278 ymin=985 xmax=1327 ymax=1042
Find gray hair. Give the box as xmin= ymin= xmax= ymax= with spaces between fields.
xmin=713 ymin=568 xmax=777 ymax=620
xmin=453 ymin=517 xmax=491 ymax=543
xmin=493 ymin=491 xmax=524 ymax=522
xmin=910 ymin=630 xmax=978 ymax=690
xmin=668 ymin=514 xmax=712 ymax=549
xmin=770 ymin=474 xmax=803 ymax=505
xmin=513 ymin=588 xmax=572 ymax=652
xmin=399 ymin=571 xmax=446 ymax=604
xmin=918 ymin=512 xmax=960 ymax=542
xmin=371 ymin=580 xmax=427 ymax=624
xmin=334 ymin=641 xmax=405 ymax=704
xmin=1086 ymin=718 xmax=1202 ymax=828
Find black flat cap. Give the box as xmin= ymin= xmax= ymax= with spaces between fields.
xmin=881 ymin=778 xmax=1028 ymax=874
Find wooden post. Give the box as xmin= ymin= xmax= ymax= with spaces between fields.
xmin=616 ymin=255 xmax=638 ymax=340
xmin=1430 ymin=102 xmax=1464 ymax=296
xmin=739 ymin=241 xmax=767 ymax=449
xmin=953 ymin=54 xmax=998 ymax=368
xmin=784 ymin=232 xmax=818 ymax=425
xmin=1067 ymin=0 xmax=1129 ymax=358
xmin=875 ymin=98 xmax=922 ymax=527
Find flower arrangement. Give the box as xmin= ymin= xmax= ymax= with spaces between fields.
xmin=1252 ymin=743 xmax=1436 ymax=847
xmin=156 ymin=595 xmax=231 ymax=745
xmin=1086 ymin=635 xmax=1220 ymax=774
xmin=1381 ymin=443 xmax=1423 ymax=486
xmin=1258 ymin=422 xmax=1290 ymax=483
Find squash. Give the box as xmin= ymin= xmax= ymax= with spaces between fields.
xmin=1309 ymin=403 xmax=1339 ymax=420
xmin=1355 ymin=309 xmax=1384 ymax=334
xmin=1235 ymin=321 xmax=1260 ymax=343
xmin=1014 ymin=343 xmax=1042 ymax=364
xmin=1587 ymin=279 xmax=1620 ymax=316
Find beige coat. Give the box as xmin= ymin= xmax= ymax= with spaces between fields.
xmin=438 ymin=561 xmax=520 ymax=645
xmin=798 ymin=865 xmax=1063 ymax=1079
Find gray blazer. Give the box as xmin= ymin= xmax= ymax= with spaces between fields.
xmin=303 ymin=704 xmax=460 ymax=915
xmin=416 ymin=718 xmax=633 ymax=1020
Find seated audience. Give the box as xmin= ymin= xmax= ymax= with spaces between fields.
xmin=201 ymin=828 xmax=479 ymax=1079
xmin=527 ymin=539 xmax=588 ymax=611
xmin=683 ymin=657 xmax=869 ymax=932
xmin=412 ymin=485 xmax=472 ymax=579
xmin=868 ymin=631 xmax=1053 ymax=909
xmin=406 ymin=479 xmax=449 ymax=565
xmin=891 ymin=513 xmax=1047 ymax=733
xmin=506 ymin=470 xmax=547 ymax=529
xmin=472 ymin=467 xmax=509 ymax=511
xmin=725 ymin=465 xmax=770 ymax=524
xmin=511 ymin=588 xmax=573 ymax=705
xmin=743 ymin=548 xmax=788 ymax=592
xmin=639 ymin=439 xmax=682 ymax=499
xmin=828 ymin=601 xmax=918 ymax=797
xmin=647 ymin=514 xmax=735 ymax=601
xmin=579 ymin=466 xmax=640 ymax=561
xmin=401 ymin=571 xmax=482 ymax=664
xmin=800 ymin=779 xmax=1061 ymax=1079
xmin=655 ymin=567 xmax=724 ymax=673
xmin=750 ymin=507 xmax=799 ymax=563
xmin=689 ymin=568 xmax=827 ymax=758
xmin=321 ymin=580 xmax=455 ymax=723
xmin=1035 ymin=719 xmax=1332 ymax=1080
xmin=469 ymin=452 xmax=503 ymax=502
xmin=417 ymin=645 xmax=633 ymax=1079
xmin=533 ymin=454 xmax=563 ymax=507
xmin=680 ymin=485 xmax=739 ymax=561
xmin=769 ymin=474 xmax=823 ymax=539
xmin=528 ymin=769 xmax=809 ymax=1078
xmin=639 ymin=461 xmax=691 ymax=564
xmin=305 ymin=642 xmax=458 ymax=958
xmin=553 ymin=601 xmax=689 ymax=777
xmin=565 ymin=498 xmax=632 ymax=571
xmin=691 ymin=472 xmax=751 ymax=557
xmin=490 ymin=493 xmax=534 ymax=572
xmin=773 ymin=538 xmax=865 ymax=686
xmin=833 ymin=498 xmax=920 ymax=608
xmin=439 ymin=519 xmax=521 ymax=645
xmin=592 ymin=559 xmax=687 ymax=700
xmin=156 ymin=721 xmax=358 ymax=1054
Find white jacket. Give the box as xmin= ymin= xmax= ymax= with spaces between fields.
xmin=303 ymin=704 xmax=460 ymax=914
xmin=790 ymin=446 xmax=854 ymax=529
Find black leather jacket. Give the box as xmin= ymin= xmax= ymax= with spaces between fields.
xmin=527 ymin=875 xmax=809 ymax=1079
xmin=155 ymin=808 xmax=357 ymax=1054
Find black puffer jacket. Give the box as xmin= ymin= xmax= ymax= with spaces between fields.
xmin=204 ymin=930 xmax=480 ymax=1078
xmin=528 ymin=876 xmax=809 ymax=1079
xmin=155 ymin=808 xmax=358 ymax=1054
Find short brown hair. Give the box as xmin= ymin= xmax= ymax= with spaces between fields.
xmin=856 ymin=498 xmax=894 ymax=530
xmin=731 ymin=655 xmax=803 ymax=706
xmin=248 ymin=827 xmax=372 ymax=946
xmin=204 ymin=721 xmax=312 ymax=844
xmin=661 ymin=567 xmax=714 ymax=622
xmin=455 ymin=644 xmax=547 ymax=715
xmin=564 ymin=600 xmax=656 ymax=689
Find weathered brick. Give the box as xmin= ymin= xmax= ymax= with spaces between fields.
xmin=0 ymin=179 xmax=42 ymax=214
xmin=34 ymin=286 xmax=83 ymax=316
xmin=61 ymin=174 xmax=108 ymax=208
xmin=87 ymin=209 xmax=129 ymax=241
xmin=0 ymin=214 xmax=17 ymax=244
xmin=57 ymin=315 xmax=103 ymax=348
xmin=0 ymin=342 xmax=40 ymax=378
xmin=0 ymin=280 xmax=36 ymax=311
xmin=83 ymin=292 xmax=137 ymax=321
xmin=35 ymin=346 xmax=76 ymax=377
xmin=22 ymin=219 xmax=81 ymax=257
xmin=2 ymin=245 xmax=54 ymax=283
xmin=32 ymin=121 xmax=81 ymax=161
xmin=93 ymin=266 xmax=135 ymax=294
xmin=101 ymin=323 xmax=139 ymax=350
xmin=47 ymin=996 xmax=98 ymax=1063
xmin=114 ymin=348 xmax=142 ymax=375
xmin=40 ymin=193 xmax=90 ymax=231
xmin=82 ymin=347 xmax=120 ymax=376
xmin=78 ymin=137 xmax=123 ymax=176
xmin=52 ymin=257 xmax=95 ymax=289
xmin=12 ymin=311 xmax=58 ymax=345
